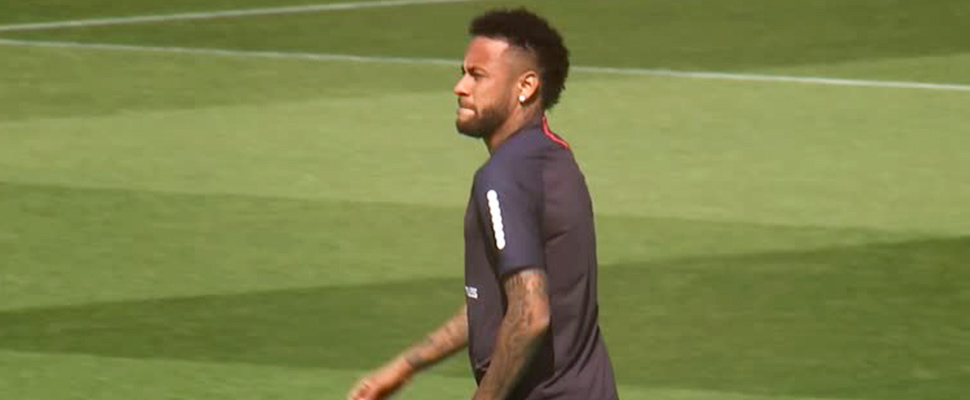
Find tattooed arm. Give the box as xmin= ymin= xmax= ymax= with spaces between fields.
xmin=348 ymin=305 xmax=468 ymax=400
xmin=472 ymin=268 xmax=551 ymax=400
xmin=400 ymin=304 xmax=470 ymax=371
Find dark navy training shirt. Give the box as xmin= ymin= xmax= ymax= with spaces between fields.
xmin=464 ymin=117 xmax=618 ymax=400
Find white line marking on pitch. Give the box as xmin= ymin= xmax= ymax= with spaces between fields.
xmin=1 ymin=38 xmax=968 ymax=93
xmin=0 ymin=0 xmax=492 ymax=32
xmin=578 ymin=66 xmax=970 ymax=92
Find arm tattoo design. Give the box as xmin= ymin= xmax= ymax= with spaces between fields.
xmin=473 ymin=268 xmax=551 ymax=400
xmin=401 ymin=305 xmax=469 ymax=371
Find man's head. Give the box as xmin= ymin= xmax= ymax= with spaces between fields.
xmin=454 ymin=9 xmax=569 ymax=138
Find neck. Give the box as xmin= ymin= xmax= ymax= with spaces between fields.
xmin=484 ymin=106 xmax=543 ymax=153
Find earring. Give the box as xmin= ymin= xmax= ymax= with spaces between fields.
xmin=518 ymin=95 xmax=526 ymax=103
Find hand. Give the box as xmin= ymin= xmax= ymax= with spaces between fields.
xmin=347 ymin=359 xmax=413 ymax=400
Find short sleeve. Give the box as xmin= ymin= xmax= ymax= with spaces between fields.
xmin=473 ymin=164 xmax=544 ymax=277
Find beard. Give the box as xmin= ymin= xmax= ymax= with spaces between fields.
xmin=456 ymin=104 xmax=508 ymax=138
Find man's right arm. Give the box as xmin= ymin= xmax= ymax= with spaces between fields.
xmin=401 ymin=304 xmax=469 ymax=371
xmin=348 ymin=304 xmax=469 ymax=400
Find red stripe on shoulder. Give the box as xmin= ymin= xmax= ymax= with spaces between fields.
xmin=541 ymin=115 xmax=570 ymax=149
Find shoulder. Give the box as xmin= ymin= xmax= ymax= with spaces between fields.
xmin=474 ymin=150 xmax=542 ymax=191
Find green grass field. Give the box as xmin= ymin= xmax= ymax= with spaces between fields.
xmin=1 ymin=0 xmax=969 ymax=399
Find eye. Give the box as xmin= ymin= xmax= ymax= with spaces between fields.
xmin=460 ymin=66 xmax=486 ymax=81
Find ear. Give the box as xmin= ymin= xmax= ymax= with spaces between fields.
xmin=516 ymin=70 xmax=540 ymax=105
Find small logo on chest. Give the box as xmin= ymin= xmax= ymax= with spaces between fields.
xmin=465 ymin=286 xmax=479 ymax=299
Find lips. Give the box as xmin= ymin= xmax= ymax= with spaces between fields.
xmin=457 ymin=101 xmax=475 ymax=116
xmin=457 ymin=107 xmax=476 ymax=117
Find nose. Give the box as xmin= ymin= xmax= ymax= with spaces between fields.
xmin=453 ymin=73 xmax=472 ymax=97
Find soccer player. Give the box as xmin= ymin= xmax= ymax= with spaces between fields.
xmin=348 ymin=8 xmax=618 ymax=400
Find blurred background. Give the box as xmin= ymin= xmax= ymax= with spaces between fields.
xmin=1 ymin=1 xmax=968 ymax=399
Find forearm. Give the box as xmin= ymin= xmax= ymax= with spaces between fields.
xmin=396 ymin=305 xmax=469 ymax=374
xmin=472 ymin=270 xmax=550 ymax=400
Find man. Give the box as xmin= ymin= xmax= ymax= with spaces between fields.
xmin=348 ymin=9 xmax=618 ymax=400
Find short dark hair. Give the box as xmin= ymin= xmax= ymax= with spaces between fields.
xmin=470 ymin=8 xmax=570 ymax=110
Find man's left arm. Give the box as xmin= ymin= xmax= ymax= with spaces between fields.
xmin=472 ymin=268 xmax=551 ymax=400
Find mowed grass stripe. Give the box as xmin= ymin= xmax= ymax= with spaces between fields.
xmin=2 ymin=48 xmax=968 ymax=235
xmin=3 ymin=39 xmax=970 ymax=92
xmin=0 ymin=350 xmax=876 ymax=400
xmin=0 ymin=0 xmax=433 ymax=24
xmin=0 ymin=350 xmax=466 ymax=400
xmin=0 ymin=236 xmax=966 ymax=398
xmin=0 ymin=181 xmax=921 ymax=310
xmin=0 ymin=0 xmax=495 ymax=32
xmin=4 ymin=0 xmax=969 ymax=82
xmin=3 ymin=48 xmax=968 ymax=234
